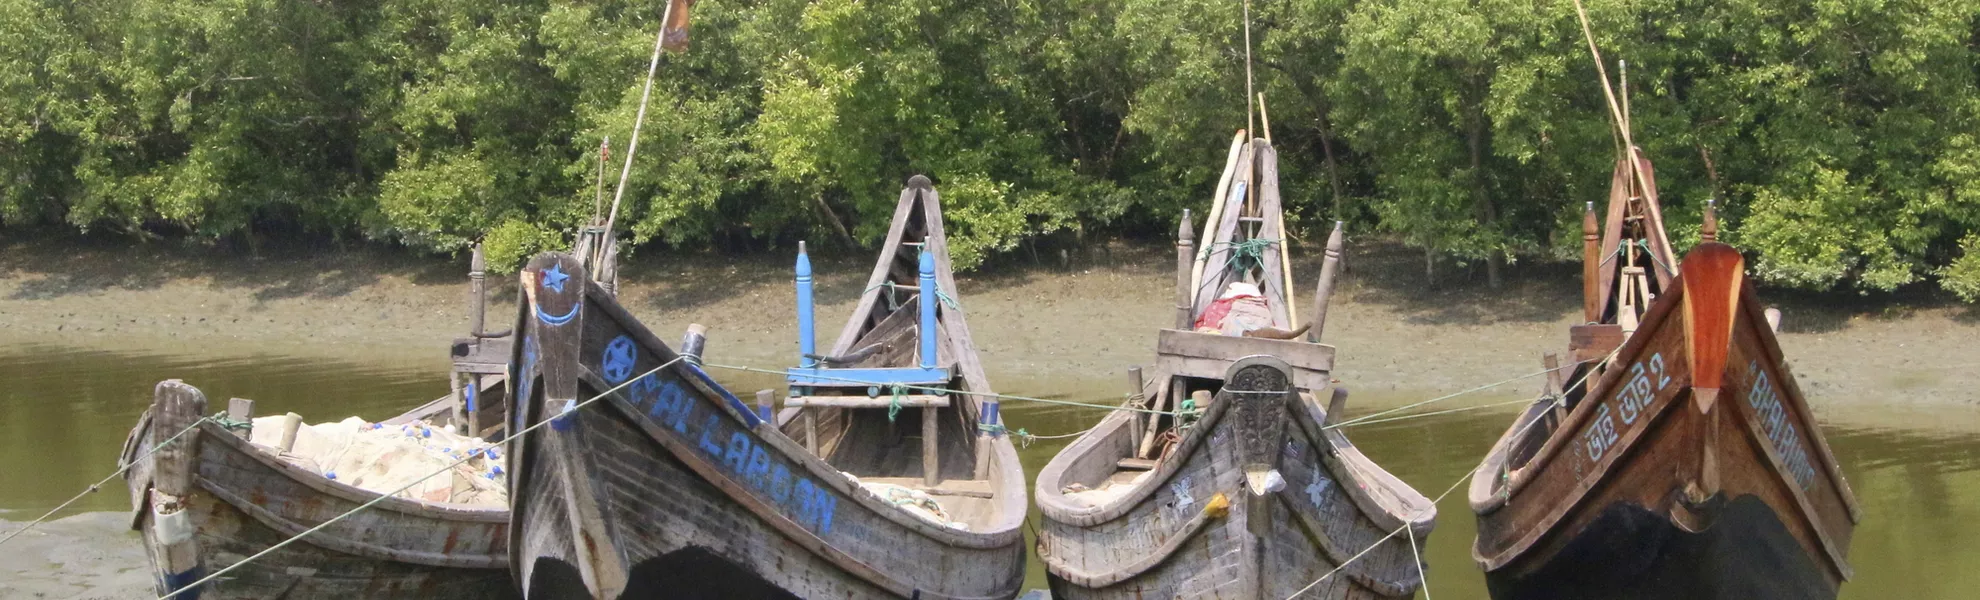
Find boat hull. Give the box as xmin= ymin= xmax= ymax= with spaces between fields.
xmin=1470 ymin=244 xmax=1857 ymax=600
xmin=1037 ymin=361 xmax=1431 ymax=600
xmin=124 ymin=383 xmax=513 ymax=600
xmin=1485 ymin=495 xmax=1831 ymax=600
xmin=507 ymin=252 xmax=1027 ymax=600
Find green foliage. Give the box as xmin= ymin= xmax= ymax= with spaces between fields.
xmin=482 ymin=218 xmax=565 ymax=274
xmin=1944 ymin=235 xmax=1980 ymax=302
xmin=0 ymin=0 xmax=1976 ymax=297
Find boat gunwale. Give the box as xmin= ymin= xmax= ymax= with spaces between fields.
xmin=127 ymin=405 xmax=511 ymax=524
xmin=573 ymin=279 xmax=1028 ymax=549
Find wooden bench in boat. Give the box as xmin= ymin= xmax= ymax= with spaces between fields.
xmin=1154 ymin=328 xmax=1335 ymax=391
xmin=855 ymin=476 xmax=995 ymax=499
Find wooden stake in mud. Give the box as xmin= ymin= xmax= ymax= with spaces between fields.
xmin=1307 ymin=221 xmax=1344 ymax=343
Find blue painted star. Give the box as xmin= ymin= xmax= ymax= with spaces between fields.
xmin=1306 ymin=477 xmax=1332 ymax=508
xmin=541 ymin=264 xmax=570 ymax=293
xmin=601 ymin=335 xmax=638 ymax=384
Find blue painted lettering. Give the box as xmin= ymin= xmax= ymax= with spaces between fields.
xmin=769 ymin=464 xmax=793 ymax=505
xmin=1746 ymin=362 xmax=1817 ymax=490
xmin=745 ymin=446 xmax=772 ymax=489
xmin=724 ymin=432 xmax=751 ymax=473
xmin=698 ymin=414 xmax=726 ymax=456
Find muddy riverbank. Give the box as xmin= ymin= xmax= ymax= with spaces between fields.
xmin=3 ymin=235 xmax=1978 ymax=598
xmin=4 ymin=235 xmax=1974 ymax=419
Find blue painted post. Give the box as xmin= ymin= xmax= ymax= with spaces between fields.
xmin=796 ymin=241 xmax=816 ymax=368
xmin=918 ymin=242 xmax=938 ymax=370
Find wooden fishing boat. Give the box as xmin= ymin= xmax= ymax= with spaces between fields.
xmin=1468 ymin=148 xmax=1861 ymax=599
xmin=1034 ymin=135 xmax=1435 ymax=599
xmin=507 ymin=175 xmax=1028 ymax=599
xmin=122 ymin=247 xmax=524 ymax=599
xmin=124 ymin=379 xmax=515 ymax=599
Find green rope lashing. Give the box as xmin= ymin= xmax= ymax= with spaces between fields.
xmin=1213 ymin=237 xmax=1280 ymax=274
xmin=213 ymin=414 xmax=254 ymax=432
xmin=887 ymin=383 xmax=908 ymax=423
xmin=1175 ymin=396 xmax=1204 ymax=434
xmin=977 ymin=422 xmax=1033 ymax=448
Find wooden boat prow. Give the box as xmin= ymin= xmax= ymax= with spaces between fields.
xmin=507 ymin=176 xmax=1027 ymax=599
xmin=1468 ymin=151 xmax=1860 ymax=599
xmin=1035 ymin=138 xmax=1434 ymax=599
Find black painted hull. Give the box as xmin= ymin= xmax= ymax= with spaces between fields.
xmin=1485 ymin=494 xmax=1835 ymax=600
xmin=524 ymin=548 xmax=801 ymax=600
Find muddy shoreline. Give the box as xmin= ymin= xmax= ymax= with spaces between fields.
xmin=1 ymin=236 xmax=1976 ymax=598
xmin=4 ymin=235 xmax=1974 ymax=415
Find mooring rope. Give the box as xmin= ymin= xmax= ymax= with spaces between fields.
xmin=707 ymin=363 xmax=1180 ymax=417
xmin=1284 ymin=460 xmax=1473 ymax=599
xmin=1328 ymin=397 xmax=1539 ymax=429
xmin=863 ymin=280 xmax=964 ymax=313
xmin=1285 ymin=343 xmax=1625 ymax=599
xmin=157 ymin=356 xmax=688 ymax=600
xmin=1409 ymin=520 xmax=1432 ymax=600
xmin=0 ymin=413 xmax=218 ymax=548
xmin=1322 ymin=358 xmax=1593 ymax=431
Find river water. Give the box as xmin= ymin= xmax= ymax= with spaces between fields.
xmin=1 ymin=342 xmax=1973 ymax=598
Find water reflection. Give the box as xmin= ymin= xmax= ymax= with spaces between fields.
xmin=0 ymin=344 xmax=1973 ymax=598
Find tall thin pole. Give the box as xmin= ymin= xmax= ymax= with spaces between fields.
xmin=600 ymin=1 xmax=677 ymax=256
xmin=1570 ymin=0 xmax=1654 ymax=200
xmin=1243 ymin=0 xmax=1256 ymax=139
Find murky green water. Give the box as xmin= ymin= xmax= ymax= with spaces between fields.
xmin=1 ymin=344 xmax=1973 ymax=598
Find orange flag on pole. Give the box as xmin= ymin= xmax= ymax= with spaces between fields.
xmin=661 ymin=0 xmax=695 ymax=52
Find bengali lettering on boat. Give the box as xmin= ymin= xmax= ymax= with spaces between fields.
xmin=1565 ymin=324 xmax=1689 ymax=481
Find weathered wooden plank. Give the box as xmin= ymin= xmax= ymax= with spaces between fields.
xmin=1156 ymin=329 xmax=1334 ymax=390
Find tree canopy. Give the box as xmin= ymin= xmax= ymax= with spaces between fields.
xmin=2 ymin=0 xmax=1976 ymax=298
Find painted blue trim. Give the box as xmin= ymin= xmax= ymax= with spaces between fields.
xmin=466 ymin=383 xmax=477 ymax=413
xmin=917 ymin=247 xmax=938 ymax=370
xmin=794 ymin=245 xmax=816 ymax=368
xmin=784 ymin=366 xmax=953 ymax=387
xmin=534 ymin=303 xmax=578 ymax=326
xmin=162 ymin=566 xmax=205 ymax=599
xmin=685 ymin=362 xmax=764 ymax=429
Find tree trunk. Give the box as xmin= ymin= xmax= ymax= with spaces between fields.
xmin=1465 ymin=92 xmax=1502 ymax=289
xmin=1425 ymin=245 xmax=1436 ymax=283
xmin=812 ymin=191 xmax=857 ymax=248
xmin=1318 ymin=112 xmax=1345 ymax=220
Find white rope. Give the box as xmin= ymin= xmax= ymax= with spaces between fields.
xmin=158 ymin=356 xmax=687 ymax=599
xmin=0 ymin=415 xmax=215 ymax=548
xmin=1409 ymin=520 xmax=1431 ymax=600
xmin=1285 ymin=465 xmax=1471 ymax=599
xmin=1286 ymin=344 xmax=1625 ymax=599
xmin=1323 ymin=359 xmax=1592 ymax=430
